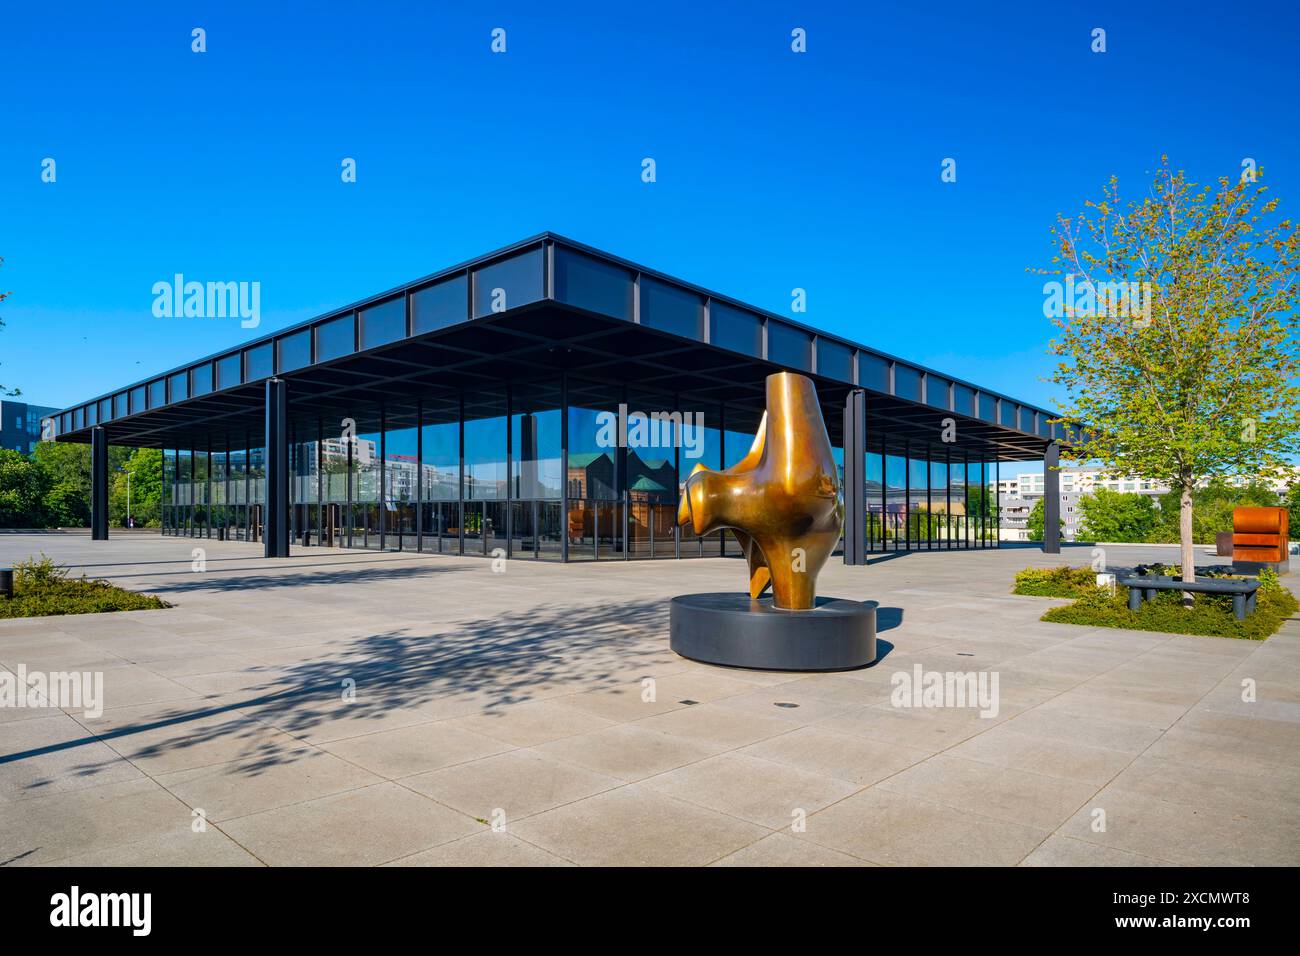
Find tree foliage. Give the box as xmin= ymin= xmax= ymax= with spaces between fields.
xmin=0 ymin=443 xmax=161 ymax=528
xmin=110 ymin=448 xmax=163 ymax=527
xmin=1076 ymin=487 xmax=1157 ymax=542
xmin=1044 ymin=158 xmax=1300 ymax=582
xmin=1148 ymin=479 xmax=1283 ymax=544
xmin=0 ymin=449 xmax=49 ymax=526
xmin=1025 ymin=498 xmax=1062 ymax=542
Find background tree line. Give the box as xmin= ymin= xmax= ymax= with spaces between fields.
xmin=1026 ymin=479 xmax=1300 ymax=544
xmin=0 ymin=444 xmax=162 ymax=528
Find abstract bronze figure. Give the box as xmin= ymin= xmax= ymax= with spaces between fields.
xmin=678 ymin=372 xmax=843 ymax=610
xmin=669 ymin=371 xmax=876 ymax=671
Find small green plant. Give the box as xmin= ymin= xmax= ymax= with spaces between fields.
xmin=0 ymin=553 xmax=169 ymax=618
xmin=1013 ymin=566 xmax=1099 ymax=598
xmin=13 ymin=554 xmax=69 ymax=588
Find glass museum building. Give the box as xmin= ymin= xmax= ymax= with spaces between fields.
xmin=49 ymin=234 xmax=1071 ymax=562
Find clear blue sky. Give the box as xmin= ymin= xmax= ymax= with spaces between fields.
xmin=3 ymin=0 xmax=1297 ymax=423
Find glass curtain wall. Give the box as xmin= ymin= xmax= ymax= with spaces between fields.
xmin=930 ymin=453 xmax=950 ymax=548
xmin=884 ymin=449 xmax=906 ymax=551
xmin=948 ymin=451 xmax=967 ymax=547
xmin=626 ymin=387 xmax=679 ymax=559
xmin=290 ymin=426 xmax=317 ymax=547
xmin=385 ymin=403 xmax=419 ymax=551
xmin=162 ymin=449 xmax=175 ymax=533
xmin=193 ymin=446 xmax=209 ymax=537
xmin=351 ymin=420 xmax=382 ymax=550
xmin=908 ymin=453 xmax=928 ymax=549
xmin=420 ymin=390 xmax=460 ymax=553
xmin=463 ymin=389 xmax=507 ymax=557
xmin=157 ymin=382 xmax=1003 ymax=558
xmin=567 ymin=379 xmax=622 ymax=560
xmin=211 ymin=448 xmax=227 ymax=538
xmin=229 ymin=442 xmax=247 ymax=541
xmin=511 ymin=381 xmax=562 ymax=560
xmin=248 ymin=444 xmax=265 ymax=542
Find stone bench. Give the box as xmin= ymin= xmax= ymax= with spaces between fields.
xmin=1117 ymin=574 xmax=1261 ymax=620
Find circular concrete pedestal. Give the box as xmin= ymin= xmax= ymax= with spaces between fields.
xmin=669 ymin=593 xmax=877 ymax=672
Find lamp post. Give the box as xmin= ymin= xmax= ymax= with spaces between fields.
xmin=119 ymin=467 xmax=133 ymax=528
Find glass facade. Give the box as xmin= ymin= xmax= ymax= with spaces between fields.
xmin=154 ymin=383 xmax=1006 ymax=558
xmin=149 ymin=378 xmax=1001 ymax=564
xmin=857 ymin=438 xmax=1000 ymax=554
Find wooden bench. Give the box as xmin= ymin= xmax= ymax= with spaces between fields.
xmin=1117 ymin=574 xmax=1261 ymax=620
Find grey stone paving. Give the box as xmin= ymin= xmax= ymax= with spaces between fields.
xmin=1 ymin=533 xmax=1297 ymax=867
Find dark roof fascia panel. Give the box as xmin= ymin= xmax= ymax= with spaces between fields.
xmin=50 ymin=232 xmax=1073 ymax=444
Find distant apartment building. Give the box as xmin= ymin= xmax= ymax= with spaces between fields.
xmin=998 ymin=466 xmax=1168 ymax=542
xmin=0 ymin=400 xmax=59 ymax=454
xmin=997 ymin=465 xmax=1299 ymax=542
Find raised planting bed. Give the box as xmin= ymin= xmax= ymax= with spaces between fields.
xmin=0 ymin=556 xmax=170 ymax=619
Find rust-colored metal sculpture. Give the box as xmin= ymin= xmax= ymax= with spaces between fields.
xmin=677 ymin=372 xmax=843 ymax=610
xmin=1233 ymin=506 xmax=1291 ymax=573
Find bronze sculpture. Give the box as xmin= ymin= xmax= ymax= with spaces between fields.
xmin=677 ymin=371 xmax=844 ymax=610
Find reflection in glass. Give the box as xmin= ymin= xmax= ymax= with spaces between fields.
xmin=511 ymin=382 xmax=562 ymax=500
xmin=909 ymin=455 xmax=929 ymax=548
xmin=464 ymin=390 xmax=507 ymax=501
xmin=353 ymin=424 xmax=382 ymax=549
xmin=885 ymin=453 xmax=907 ymax=550
xmin=385 ymin=404 xmax=419 ymax=550
xmin=420 ymin=393 xmax=460 ymax=553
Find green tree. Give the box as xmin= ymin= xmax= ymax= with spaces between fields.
xmin=1285 ymin=484 xmax=1300 ymax=539
xmin=0 ymin=449 xmax=50 ymax=527
xmin=1044 ymin=159 xmax=1300 ymax=584
xmin=1076 ymin=487 xmax=1157 ymax=542
xmin=110 ymin=447 xmax=162 ymax=527
xmin=1025 ymin=498 xmax=1063 ymax=542
xmin=32 ymin=442 xmax=92 ymax=526
xmin=1149 ymin=479 xmax=1281 ymax=544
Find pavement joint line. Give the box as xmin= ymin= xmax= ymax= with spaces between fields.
xmin=4 ymin=535 xmax=1295 ymax=866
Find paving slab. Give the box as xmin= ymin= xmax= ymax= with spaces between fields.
xmin=2 ymin=533 xmax=1295 ymax=866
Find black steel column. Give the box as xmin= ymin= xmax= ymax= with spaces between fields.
xmin=265 ymin=378 xmax=290 ymax=558
xmin=91 ymin=426 xmax=109 ymax=540
xmin=842 ymin=390 xmax=866 ymax=565
xmin=1043 ymin=440 xmax=1060 ymax=554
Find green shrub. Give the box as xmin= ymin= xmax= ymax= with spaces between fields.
xmin=15 ymin=554 xmax=68 ymax=588
xmin=1013 ymin=566 xmax=1100 ymax=598
xmin=1257 ymin=567 xmax=1283 ymax=593
xmin=1041 ymin=583 xmax=1298 ymax=640
xmin=0 ymin=554 xmax=169 ymax=618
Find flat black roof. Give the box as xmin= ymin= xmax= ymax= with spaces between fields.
xmin=50 ymin=233 xmax=1071 ymax=459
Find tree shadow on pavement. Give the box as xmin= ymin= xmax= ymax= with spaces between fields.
xmin=4 ymin=599 xmax=675 ymax=788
